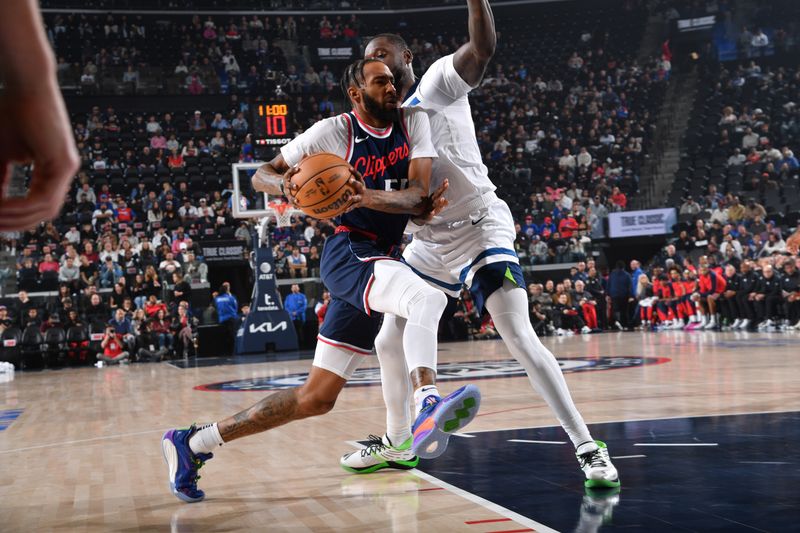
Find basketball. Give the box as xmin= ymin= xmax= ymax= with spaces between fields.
xmin=291 ymin=152 xmax=356 ymax=219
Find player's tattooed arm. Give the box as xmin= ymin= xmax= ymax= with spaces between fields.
xmin=253 ymin=153 xmax=301 ymax=200
xmin=453 ymin=0 xmax=496 ymax=87
xmin=348 ymin=158 xmax=447 ymax=217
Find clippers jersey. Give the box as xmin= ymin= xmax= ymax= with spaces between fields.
xmin=281 ymin=108 xmax=437 ymax=248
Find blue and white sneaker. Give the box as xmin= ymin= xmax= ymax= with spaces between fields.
xmin=162 ymin=425 xmax=213 ymax=503
xmin=411 ymin=384 xmax=481 ymax=459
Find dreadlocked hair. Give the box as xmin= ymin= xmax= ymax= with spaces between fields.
xmin=340 ymin=58 xmax=384 ymax=100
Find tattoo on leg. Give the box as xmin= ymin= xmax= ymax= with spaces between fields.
xmin=218 ymin=389 xmax=299 ymax=442
xmin=410 ymin=367 xmax=436 ymax=390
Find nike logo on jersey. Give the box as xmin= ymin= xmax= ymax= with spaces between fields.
xmin=354 ymin=136 xmax=368 ymax=143
xmin=471 ymin=215 xmax=488 ymax=225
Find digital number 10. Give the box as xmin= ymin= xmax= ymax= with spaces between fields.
xmin=265 ymin=115 xmax=286 ymax=136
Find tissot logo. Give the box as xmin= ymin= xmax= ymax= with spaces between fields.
xmin=195 ymin=357 xmax=670 ymax=391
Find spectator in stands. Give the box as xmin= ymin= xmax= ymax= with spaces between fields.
xmin=58 ymin=257 xmax=80 ymax=291
xmin=85 ymin=293 xmax=109 ymax=324
xmin=284 ymin=284 xmax=307 ymax=343
xmin=726 ymin=196 xmax=746 ymax=223
xmin=98 ymin=325 xmax=130 ymax=365
xmin=287 ymin=248 xmax=308 ymax=278
xmin=188 ymin=110 xmax=206 ymax=132
xmin=149 ymin=308 xmax=174 ymax=352
xmin=744 ymin=199 xmax=766 ymax=221
xmin=109 ymin=307 xmax=136 ymax=353
xmin=610 ymin=187 xmax=627 ymax=211
xmin=315 ymin=290 xmax=330 ymax=327
xmin=159 ymin=252 xmax=182 ymax=278
xmin=171 ymin=271 xmax=191 ymax=304
xmin=680 ymin=196 xmax=702 ymax=216
xmin=0 ymin=305 xmax=11 ymax=335
xmin=99 ymin=257 xmax=123 ymax=288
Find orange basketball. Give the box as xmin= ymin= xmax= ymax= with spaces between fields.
xmin=291 ymin=153 xmax=356 ymax=219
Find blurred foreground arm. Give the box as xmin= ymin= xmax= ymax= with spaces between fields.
xmin=0 ymin=0 xmax=80 ymax=230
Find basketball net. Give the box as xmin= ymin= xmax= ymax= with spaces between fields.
xmin=266 ymin=200 xmax=302 ymax=228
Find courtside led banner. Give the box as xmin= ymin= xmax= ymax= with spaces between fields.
xmin=608 ymin=208 xmax=677 ymax=238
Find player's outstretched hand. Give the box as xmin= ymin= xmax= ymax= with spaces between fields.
xmin=343 ymin=166 xmax=367 ymax=213
xmin=0 ymin=82 xmax=79 ymax=231
xmin=418 ymin=179 xmax=449 ymax=221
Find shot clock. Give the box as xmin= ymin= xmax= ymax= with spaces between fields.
xmin=252 ymin=101 xmax=294 ymax=147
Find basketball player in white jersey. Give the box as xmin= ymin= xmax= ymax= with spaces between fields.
xmin=339 ymin=0 xmax=619 ymax=489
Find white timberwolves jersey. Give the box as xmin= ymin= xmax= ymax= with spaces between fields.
xmin=402 ymin=54 xmax=496 ymax=222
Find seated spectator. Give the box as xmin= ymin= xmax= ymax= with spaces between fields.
xmin=149 ymin=308 xmax=174 ymax=352
xmin=144 ymin=294 xmax=167 ymax=317
xmin=98 ymin=325 xmax=130 ymax=365
xmin=287 ymin=248 xmax=308 ymax=278
xmin=84 ymin=293 xmax=109 ymax=324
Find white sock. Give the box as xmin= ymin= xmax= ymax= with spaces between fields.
xmin=189 ymin=422 xmax=224 ymax=455
xmin=375 ymin=314 xmax=413 ymax=445
xmin=413 ymin=385 xmax=440 ymax=413
xmin=485 ymin=281 xmax=593 ymax=448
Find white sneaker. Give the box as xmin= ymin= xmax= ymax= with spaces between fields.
xmin=576 ymin=440 xmax=620 ymax=489
xmin=614 ymin=321 xmax=623 ymax=331
xmin=556 ymin=328 xmax=566 ymax=336
xmin=739 ymin=318 xmax=750 ymax=330
xmin=340 ymin=434 xmax=419 ymax=474
xmin=703 ymin=316 xmax=717 ymax=330
xmin=792 ymin=320 xmax=800 ymax=330
xmin=581 ymin=326 xmax=592 ymax=334
xmin=731 ymin=319 xmax=742 ymax=329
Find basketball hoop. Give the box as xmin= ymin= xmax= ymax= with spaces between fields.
xmin=267 ymin=200 xmax=303 ymax=227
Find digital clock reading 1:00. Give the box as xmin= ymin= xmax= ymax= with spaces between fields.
xmin=253 ymin=102 xmax=294 ymax=146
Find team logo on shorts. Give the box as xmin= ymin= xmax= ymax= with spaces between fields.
xmin=195 ymin=356 xmax=670 ymax=391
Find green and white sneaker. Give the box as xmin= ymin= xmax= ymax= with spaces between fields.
xmin=341 ymin=434 xmax=419 ymax=474
xmin=576 ymin=440 xmax=620 ymax=489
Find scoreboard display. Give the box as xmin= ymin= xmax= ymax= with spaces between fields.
xmin=252 ymin=102 xmax=294 ymax=147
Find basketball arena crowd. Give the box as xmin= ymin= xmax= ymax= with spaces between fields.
xmin=1 ymin=0 xmax=799 ymax=368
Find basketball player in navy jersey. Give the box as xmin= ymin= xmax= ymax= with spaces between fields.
xmin=339 ymin=0 xmax=619 ymax=490
xmin=161 ymin=59 xmax=481 ymax=503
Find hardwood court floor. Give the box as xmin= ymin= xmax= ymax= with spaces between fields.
xmin=1 ymin=330 xmax=799 ymax=532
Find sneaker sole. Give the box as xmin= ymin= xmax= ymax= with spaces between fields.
xmin=340 ymin=457 xmax=419 ymax=475
xmin=585 ymin=477 xmax=621 ymax=489
xmin=161 ymin=431 xmax=204 ymax=503
xmin=412 ymin=384 xmax=481 ymax=459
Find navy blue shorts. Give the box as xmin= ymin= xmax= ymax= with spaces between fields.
xmin=470 ymin=261 xmax=525 ymax=312
xmin=318 ymin=230 xmax=399 ymax=354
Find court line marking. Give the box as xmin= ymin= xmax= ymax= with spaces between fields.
xmin=634 ymin=443 xmax=718 ymax=447
xmin=409 ymin=469 xmax=558 ymax=533
xmin=0 ymin=428 xmax=167 ymax=455
xmin=460 ymin=408 xmax=800 ymax=434
xmin=507 ymin=439 xmax=566 ymax=445
xmin=612 ymin=455 xmax=647 ymax=459
xmin=738 ymin=461 xmax=790 ymax=465
xmin=453 ymin=433 xmax=476 ymax=438
xmin=345 ymin=440 xmax=558 ymax=533
xmin=465 ymin=517 xmax=512 ymax=525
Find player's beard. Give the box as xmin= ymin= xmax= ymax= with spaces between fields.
xmin=362 ymin=91 xmax=398 ymax=123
